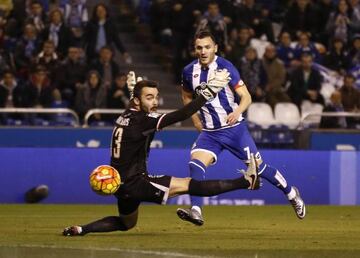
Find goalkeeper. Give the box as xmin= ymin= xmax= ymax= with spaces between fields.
xmin=63 ymin=69 xmax=260 ymax=236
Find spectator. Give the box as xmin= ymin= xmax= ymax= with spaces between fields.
xmin=63 ymin=0 xmax=88 ymax=46
xmin=149 ymin=0 xmax=172 ymax=45
xmin=276 ymin=31 xmax=299 ymax=69
xmin=348 ymin=34 xmax=360 ymax=68
xmin=90 ymin=46 xmax=119 ymax=89
xmin=349 ymin=0 xmax=360 ymax=13
xmin=262 ymin=44 xmax=290 ymax=108
xmin=315 ymin=0 xmax=335 ymax=45
xmin=323 ymin=38 xmax=350 ymax=75
xmin=25 ymin=0 xmax=47 ymax=34
xmin=107 ymin=72 xmax=130 ymax=110
xmin=283 ymin=0 xmax=319 ymax=41
xmin=325 ymin=0 xmax=360 ymax=46
xmin=227 ymin=26 xmax=251 ymax=67
xmin=196 ymin=1 xmax=229 ymax=55
xmin=0 ymin=70 xmax=25 ymax=108
xmin=288 ymin=53 xmax=325 ymax=107
xmin=169 ymin=0 xmax=198 ymax=82
xmin=0 ymin=0 xmax=13 ymax=17
xmin=0 ymin=70 xmax=27 ymax=124
xmin=84 ymin=3 xmax=130 ymax=63
xmin=235 ymin=0 xmax=274 ymax=42
xmin=339 ymin=73 xmax=360 ymax=127
xmin=239 ymin=46 xmax=267 ymax=102
xmin=74 ymin=70 xmax=107 ymax=121
xmin=55 ymin=46 xmax=87 ymax=107
xmin=14 ymin=23 xmax=42 ymax=79
xmin=23 ymin=65 xmax=55 ymax=108
xmin=320 ymin=90 xmax=347 ymax=129
xmin=294 ymin=32 xmax=322 ymax=64
xmin=35 ymin=40 xmax=60 ymax=81
xmin=42 ymin=9 xmax=73 ymax=59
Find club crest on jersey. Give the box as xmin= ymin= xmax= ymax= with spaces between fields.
xmin=193 ymin=74 xmax=199 ymax=78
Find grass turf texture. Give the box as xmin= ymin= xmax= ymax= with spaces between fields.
xmin=0 ymin=205 xmax=360 ymax=258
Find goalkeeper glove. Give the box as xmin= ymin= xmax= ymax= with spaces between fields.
xmin=126 ymin=71 xmax=143 ymax=99
xmin=198 ymin=69 xmax=231 ymax=101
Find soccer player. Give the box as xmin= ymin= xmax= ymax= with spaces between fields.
xmin=177 ymin=30 xmax=305 ymax=226
xmin=63 ymin=72 xmax=260 ymax=236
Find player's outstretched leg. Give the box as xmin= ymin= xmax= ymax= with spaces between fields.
xmin=178 ymin=159 xmax=207 ymax=226
xmin=177 ymin=154 xmax=260 ymax=226
xmin=63 ymin=226 xmax=83 ymax=236
xmin=63 ymin=214 xmax=138 ymax=236
xmin=258 ymin=161 xmax=306 ymax=219
xmin=288 ymin=186 xmax=306 ymax=219
xmin=177 ymin=207 xmax=204 ymax=226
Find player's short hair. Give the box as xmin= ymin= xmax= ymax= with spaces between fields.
xmin=194 ymin=30 xmax=217 ymax=44
xmin=133 ymin=80 xmax=159 ymax=99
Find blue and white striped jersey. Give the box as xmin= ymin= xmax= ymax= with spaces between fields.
xmin=182 ymin=55 xmax=245 ymax=130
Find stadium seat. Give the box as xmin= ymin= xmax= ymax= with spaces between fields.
xmin=274 ymin=102 xmax=301 ymax=129
xmin=247 ymin=103 xmax=277 ymax=129
xmin=301 ymin=101 xmax=324 ymax=127
xmin=248 ymin=122 xmax=271 ymax=144
xmin=268 ymin=124 xmax=294 ymax=145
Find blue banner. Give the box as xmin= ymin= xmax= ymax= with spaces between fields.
xmin=0 ymin=148 xmax=358 ymax=205
xmin=311 ymin=131 xmax=360 ymax=150
xmin=0 ymin=128 xmax=198 ymax=148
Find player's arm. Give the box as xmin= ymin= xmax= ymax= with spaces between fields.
xmin=157 ymin=95 xmax=207 ymax=130
xmin=226 ymin=80 xmax=252 ymax=125
xmin=158 ymin=69 xmax=231 ymax=130
xmin=182 ymin=88 xmax=203 ymax=131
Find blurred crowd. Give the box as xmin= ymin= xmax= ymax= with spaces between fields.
xmin=1 ymin=0 xmax=360 ymax=128
xmin=0 ymin=0 xmax=132 ymax=125
xmin=132 ymin=0 xmax=360 ymax=128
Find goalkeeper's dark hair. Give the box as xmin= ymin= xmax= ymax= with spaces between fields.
xmin=129 ymin=80 xmax=159 ymax=108
xmin=194 ymin=30 xmax=217 ymax=44
xmin=132 ymin=80 xmax=159 ymax=99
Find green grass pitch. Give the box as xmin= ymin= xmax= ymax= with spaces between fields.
xmin=0 ymin=205 xmax=360 ymax=258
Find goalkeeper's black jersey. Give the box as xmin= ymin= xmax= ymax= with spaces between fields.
xmin=110 ymin=108 xmax=165 ymax=182
xmin=109 ymin=95 xmax=206 ymax=183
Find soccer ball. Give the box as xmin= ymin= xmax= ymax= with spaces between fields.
xmin=89 ymin=165 xmax=121 ymax=195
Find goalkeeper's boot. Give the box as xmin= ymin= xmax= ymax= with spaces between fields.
xmin=63 ymin=226 xmax=84 ymax=236
xmin=176 ymin=207 xmax=204 ymax=226
xmin=289 ymin=187 xmax=306 ymax=219
xmin=239 ymin=153 xmax=261 ymax=190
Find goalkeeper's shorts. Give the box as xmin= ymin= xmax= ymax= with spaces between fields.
xmin=115 ymin=174 xmax=171 ymax=215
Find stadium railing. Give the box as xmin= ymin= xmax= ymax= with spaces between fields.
xmin=300 ymin=112 xmax=360 ymax=128
xmin=0 ymin=108 xmax=80 ymax=127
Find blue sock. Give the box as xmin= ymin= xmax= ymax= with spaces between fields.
xmin=189 ymin=159 xmax=206 ymax=208
xmin=258 ymin=163 xmax=292 ymax=194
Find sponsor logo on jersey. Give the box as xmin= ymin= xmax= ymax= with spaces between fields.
xmin=148 ymin=112 xmax=162 ymax=118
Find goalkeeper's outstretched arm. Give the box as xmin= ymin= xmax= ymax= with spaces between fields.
xmin=157 ymin=69 xmax=231 ymax=130
xmin=157 ymin=95 xmax=207 ymax=130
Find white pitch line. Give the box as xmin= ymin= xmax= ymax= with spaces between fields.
xmin=1 ymin=244 xmax=216 ymax=258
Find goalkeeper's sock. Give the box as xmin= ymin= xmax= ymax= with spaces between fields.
xmin=189 ymin=159 xmax=206 ymax=208
xmin=81 ymin=216 xmax=130 ymax=234
xmin=258 ymin=163 xmax=291 ymax=194
xmin=188 ymin=177 xmax=250 ymax=196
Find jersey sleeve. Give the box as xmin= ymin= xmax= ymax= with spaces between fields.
xmin=140 ymin=112 xmax=166 ymax=135
xmin=227 ymin=62 xmax=245 ymax=90
xmin=181 ymin=69 xmax=193 ymax=92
